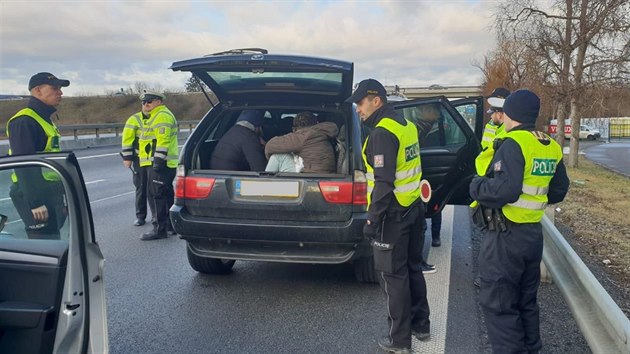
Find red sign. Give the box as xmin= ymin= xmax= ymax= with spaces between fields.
xmin=548 ymin=124 xmax=571 ymax=135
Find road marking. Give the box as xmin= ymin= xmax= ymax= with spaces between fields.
xmin=85 ymin=179 xmax=106 ymax=185
xmin=3 ymin=190 xmax=134 ymax=226
xmin=413 ymin=205 xmax=453 ymax=354
xmin=90 ymin=191 xmax=135 ymax=204
xmin=76 ymin=144 xmax=183 ymax=160
xmin=0 ymin=197 xmax=11 ymax=202
xmin=77 ymin=153 xmax=119 ymax=160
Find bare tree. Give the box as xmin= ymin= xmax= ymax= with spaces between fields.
xmin=495 ymin=0 xmax=630 ymax=167
xmin=476 ymin=39 xmax=555 ymax=127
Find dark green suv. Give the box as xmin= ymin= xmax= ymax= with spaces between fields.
xmin=169 ymin=49 xmax=484 ymax=282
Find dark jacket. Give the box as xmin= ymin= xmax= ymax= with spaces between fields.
xmin=363 ymin=104 xmax=414 ymax=223
xmin=469 ymin=125 xmax=569 ymax=210
xmin=6 ymin=97 xmax=61 ymax=209
xmin=210 ymin=124 xmax=267 ymax=171
xmin=7 ymin=97 xmax=56 ymax=155
xmin=265 ymin=122 xmax=339 ymax=173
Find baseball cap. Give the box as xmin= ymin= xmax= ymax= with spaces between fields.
xmin=139 ymin=90 xmax=165 ymax=101
xmin=486 ymin=87 xmax=511 ymax=109
xmin=28 ymin=72 xmax=70 ymax=90
xmin=345 ymin=79 xmax=387 ymax=103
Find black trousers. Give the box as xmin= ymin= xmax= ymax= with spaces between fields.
xmin=430 ymin=212 xmax=442 ymax=239
xmin=479 ymin=222 xmax=543 ymax=354
xmin=148 ymin=167 xmax=175 ymax=233
xmin=10 ymin=182 xmax=66 ymax=240
xmin=372 ymin=203 xmax=430 ymax=348
xmin=132 ymin=159 xmax=155 ymax=221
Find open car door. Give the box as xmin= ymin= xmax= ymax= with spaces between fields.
xmin=391 ymin=97 xmax=484 ymax=217
xmin=0 ymin=153 xmax=107 ymax=354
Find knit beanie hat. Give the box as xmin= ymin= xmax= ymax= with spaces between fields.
xmin=503 ymin=89 xmax=540 ymax=124
xmin=236 ymin=110 xmax=264 ymax=127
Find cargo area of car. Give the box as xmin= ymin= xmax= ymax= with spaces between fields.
xmin=175 ymin=106 xmax=366 ymax=228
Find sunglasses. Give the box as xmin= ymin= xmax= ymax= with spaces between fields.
xmin=142 ymin=99 xmax=156 ymax=105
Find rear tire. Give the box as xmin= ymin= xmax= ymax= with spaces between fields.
xmin=186 ymin=245 xmax=235 ymax=275
xmin=587 ymin=135 xmax=596 ymax=141
xmin=353 ymin=256 xmax=377 ymax=283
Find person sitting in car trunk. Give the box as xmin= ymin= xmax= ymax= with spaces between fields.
xmin=210 ymin=110 xmax=268 ymax=171
xmin=264 ymin=111 xmax=338 ymax=173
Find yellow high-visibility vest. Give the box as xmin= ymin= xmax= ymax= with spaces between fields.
xmin=475 ymin=123 xmax=505 ymax=176
xmin=139 ymin=105 xmax=178 ymax=168
xmin=501 ymin=130 xmax=563 ymax=223
xmin=362 ymin=117 xmax=422 ymax=208
xmin=121 ymin=112 xmax=144 ymax=159
xmin=6 ymin=108 xmax=61 ymax=182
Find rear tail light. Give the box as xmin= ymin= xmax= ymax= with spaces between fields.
xmin=175 ymin=176 xmax=215 ymax=199
xmin=318 ymin=170 xmax=367 ymax=205
xmin=352 ymin=170 xmax=368 ymax=205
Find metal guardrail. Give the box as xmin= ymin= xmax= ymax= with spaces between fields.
xmin=0 ymin=120 xmax=198 ymax=139
xmin=542 ymin=215 xmax=630 ymax=353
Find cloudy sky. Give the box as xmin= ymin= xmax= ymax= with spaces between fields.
xmin=0 ymin=0 xmax=497 ymax=96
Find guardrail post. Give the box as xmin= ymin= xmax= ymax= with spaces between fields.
xmin=115 ymin=127 xmax=119 ymax=137
xmin=95 ymin=127 xmax=100 ymax=139
xmin=74 ymin=129 xmax=78 ymax=140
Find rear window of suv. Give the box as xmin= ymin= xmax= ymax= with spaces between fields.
xmin=206 ymin=71 xmax=343 ymax=93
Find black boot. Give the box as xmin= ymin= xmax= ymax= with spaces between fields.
xmin=134 ymin=218 xmax=146 ymax=226
xmin=432 ymin=236 xmax=441 ymax=247
xmin=377 ymin=337 xmax=411 ymax=354
xmin=140 ymin=229 xmax=167 ymax=241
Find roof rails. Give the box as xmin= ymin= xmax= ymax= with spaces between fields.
xmin=205 ymin=48 xmax=269 ymax=57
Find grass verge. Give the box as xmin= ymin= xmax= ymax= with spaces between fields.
xmin=555 ymin=156 xmax=630 ymax=315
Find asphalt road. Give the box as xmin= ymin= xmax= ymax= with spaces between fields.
xmin=584 ymin=142 xmax=630 ymax=177
xmin=65 ymin=145 xmax=586 ymax=353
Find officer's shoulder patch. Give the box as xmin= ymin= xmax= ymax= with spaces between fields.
xmin=159 ymin=127 xmax=166 ymax=135
xmin=374 ymin=154 xmax=385 ymax=168
xmin=494 ymin=160 xmax=502 ymax=172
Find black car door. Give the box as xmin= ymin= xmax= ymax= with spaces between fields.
xmin=0 ymin=153 xmax=107 ymax=354
xmin=391 ymin=97 xmax=484 ymax=216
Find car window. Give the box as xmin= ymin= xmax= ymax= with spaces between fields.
xmin=396 ymin=103 xmax=468 ymax=147
xmin=454 ymin=103 xmax=478 ymax=131
xmin=0 ymin=165 xmax=69 ymax=241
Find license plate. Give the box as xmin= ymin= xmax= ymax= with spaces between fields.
xmin=236 ymin=180 xmax=299 ymax=197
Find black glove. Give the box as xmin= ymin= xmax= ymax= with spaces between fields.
xmin=153 ymin=158 xmax=165 ymax=172
xmin=363 ymin=221 xmax=379 ymax=241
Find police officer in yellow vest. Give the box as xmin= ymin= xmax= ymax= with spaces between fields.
xmin=347 ymin=79 xmax=430 ymax=354
xmin=138 ymin=91 xmax=178 ymax=241
xmin=470 ymin=90 xmax=569 ymax=353
xmin=6 ymin=72 xmax=69 ymax=239
xmin=121 ymin=103 xmax=155 ymax=226
xmin=476 ymin=87 xmax=510 ymax=177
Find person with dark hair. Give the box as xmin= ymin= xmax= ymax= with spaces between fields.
xmin=347 ymin=78 xmax=430 ymax=354
xmin=264 ymin=111 xmax=338 ymax=173
xmin=470 ymin=89 xmax=569 ymax=353
xmin=210 ymin=110 xmax=268 ymax=171
xmin=6 ymin=72 xmax=70 ymax=239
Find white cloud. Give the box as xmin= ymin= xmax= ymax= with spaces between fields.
xmin=0 ymin=0 xmax=495 ymax=96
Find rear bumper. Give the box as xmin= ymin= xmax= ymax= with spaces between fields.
xmin=170 ymin=205 xmax=370 ymax=264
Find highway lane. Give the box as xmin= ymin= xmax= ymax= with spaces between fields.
xmin=0 ymin=145 xmax=582 ymax=353
xmin=72 ymin=146 xmax=483 ymax=353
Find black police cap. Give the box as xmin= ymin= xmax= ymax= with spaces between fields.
xmin=28 ymin=72 xmax=70 ymax=91
xmin=345 ymin=79 xmax=387 ymax=103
